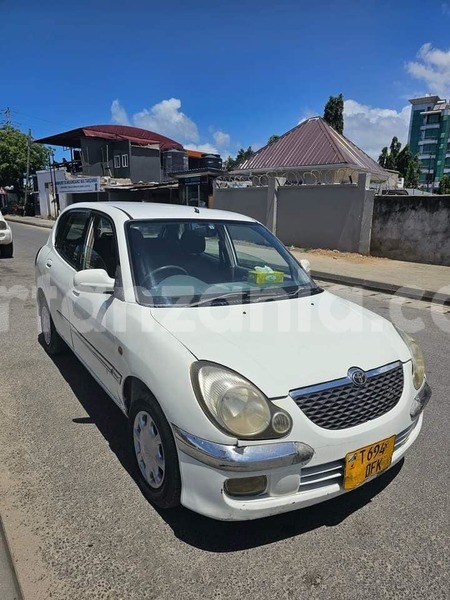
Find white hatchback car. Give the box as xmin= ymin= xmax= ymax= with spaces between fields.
xmin=0 ymin=211 xmax=13 ymax=257
xmin=35 ymin=202 xmax=431 ymax=521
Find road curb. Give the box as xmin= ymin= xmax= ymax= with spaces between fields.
xmin=313 ymin=271 xmax=450 ymax=306
xmin=5 ymin=216 xmax=54 ymax=230
xmin=0 ymin=517 xmax=24 ymax=600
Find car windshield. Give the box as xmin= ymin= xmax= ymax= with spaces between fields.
xmin=126 ymin=219 xmax=321 ymax=307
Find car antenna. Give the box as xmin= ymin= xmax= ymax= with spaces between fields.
xmin=194 ymin=207 xmax=200 ymax=213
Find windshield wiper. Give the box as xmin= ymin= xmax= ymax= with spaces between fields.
xmin=188 ymin=291 xmax=251 ymax=308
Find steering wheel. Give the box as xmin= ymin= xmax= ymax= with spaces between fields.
xmin=140 ymin=265 xmax=188 ymax=288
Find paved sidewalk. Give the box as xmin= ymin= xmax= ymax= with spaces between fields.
xmin=5 ymin=215 xmax=55 ymax=229
xmin=6 ymin=215 xmax=450 ymax=305
xmin=292 ymin=248 xmax=450 ymax=305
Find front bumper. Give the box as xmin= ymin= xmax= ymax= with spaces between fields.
xmin=173 ymin=400 xmax=426 ymax=521
xmin=0 ymin=229 xmax=12 ymax=245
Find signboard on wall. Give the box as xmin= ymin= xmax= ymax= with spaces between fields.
xmin=56 ymin=177 xmax=101 ymax=194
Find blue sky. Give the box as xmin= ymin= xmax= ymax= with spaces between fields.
xmin=2 ymin=0 xmax=450 ymax=159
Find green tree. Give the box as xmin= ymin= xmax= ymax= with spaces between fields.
xmin=438 ymin=174 xmax=450 ymax=194
xmin=225 ymin=146 xmax=254 ymax=171
xmin=405 ymin=154 xmax=420 ymax=188
xmin=388 ymin=136 xmax=402 ymax=170
xmin=323 ymin=93 xmax=344 ymax=134
xmin=378 ymin=137 xmax=414 ymax=175
xmin=378 ymin=147 xmax=389 ymax=169
xmin=396 ymin=144 xmax=412 ymax=178
xmin=0 ymin=126 xmax=51 ymax=196
xmin=267 ymin=134 xmax=280 ymax=145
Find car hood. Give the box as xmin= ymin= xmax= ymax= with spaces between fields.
xmin=150 ymin=290 xmax=411 ymax=398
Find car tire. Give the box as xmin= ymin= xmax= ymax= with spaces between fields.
xmin=39 ymin=295 xmax=66 ymax=355
xmin=1 ymin=242 xmax=13 ymax=258
xmin=129 ymin=391 xmax=181 ymax=509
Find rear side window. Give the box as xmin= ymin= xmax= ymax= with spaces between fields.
xmin=55 ymin=210 xmax=91 ymax=270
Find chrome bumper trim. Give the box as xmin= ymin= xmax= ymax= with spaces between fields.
xmin=172 ymin=426 xmax=314 ymax=472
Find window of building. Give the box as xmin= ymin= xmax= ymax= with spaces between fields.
xmin=122 ymin=154 xmax=129 ymax=168
xmin=424 ymin=129 xmax=438 ymax=139
xmin=114 ymin=155 xmax=121 ymax=169
xmin=427 ymin=114 xmax=440 ymax=124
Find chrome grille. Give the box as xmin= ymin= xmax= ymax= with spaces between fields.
xmin=290 ymin=362 xmax=404 ymax=430
xmin=299 ymin=460 xmax=344 ymax=492
xmin=394 ymin=422 xmax=416 ymax=451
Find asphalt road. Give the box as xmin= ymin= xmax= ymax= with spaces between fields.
xmin=0 ymin=222 xmax=449 ymax=600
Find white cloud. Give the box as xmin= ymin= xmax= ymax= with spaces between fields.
xmin=111 ymin=98 xmax=199 ymax=142
xmin=110 ymin=99 xmax=232 ymax=156
xmin=406 ymin=43 xmax=450 ymax=96
xmin=212 ymin=130 xmax=230 ymax=147
xmin=184 ymin=142 xmax=219 ymax=154
xmin=111 ymin=99 xmax=129 ymax=125
xmin=343 ymin=100 xmax=411 ymax=158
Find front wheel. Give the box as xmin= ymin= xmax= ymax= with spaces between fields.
xmin=1 ymin=242 xmax=13 ymax=258
xmin=129 ymin=392 xmax=181 ymax=509
xmin=39 ymin=296 xmax=66 ymax=355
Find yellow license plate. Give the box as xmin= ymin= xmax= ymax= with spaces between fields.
xmin=343 ymin=435 xmax=395 ymax=490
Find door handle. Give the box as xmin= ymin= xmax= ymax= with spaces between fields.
xmin=45 ymin=259 xmax=52 ymax=268
xmin=72 ymin=289 xmax=80 ymax=297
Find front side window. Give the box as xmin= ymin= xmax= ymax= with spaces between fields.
xmin=55 ymin=210 xmax=91 ymax=270
xmin=81 ymin=214 xmax=120 ymax=278
xmin=126 ymin=219 xmax=320 ymax=307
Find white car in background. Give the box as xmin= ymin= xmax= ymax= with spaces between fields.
xmin=0 ymin=212 xmax=13 ymax=257
xmin=35 ymin=202 xmax=431 ymax=521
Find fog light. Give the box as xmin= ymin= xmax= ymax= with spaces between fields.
xmin=271 ymin=411 xmax=292 ymax=435
xmin=410 ymin=381 xmax=432 ymax=418
xmin=224 ymin=476 xmax=267 ymax=497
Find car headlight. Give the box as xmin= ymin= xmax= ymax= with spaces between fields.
xmin=0 ymin=221 xmax=7 ymax=231
xmin=191 ymin=362 xmax=293 ymax=439
xmin=394 ymin=326 xmax=425 ymax=390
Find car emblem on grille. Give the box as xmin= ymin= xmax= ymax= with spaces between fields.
xmin=348 ymin=367 xmax=367 ymax=387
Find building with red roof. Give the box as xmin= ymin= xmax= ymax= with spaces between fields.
xmin=234 ymin=117 xmax=393 ymax=186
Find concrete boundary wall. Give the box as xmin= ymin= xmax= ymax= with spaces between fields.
xmin=214 ymin=173 xmax=374 ymax=253
xmin=371 ymin=195 xmax=450 ymax=266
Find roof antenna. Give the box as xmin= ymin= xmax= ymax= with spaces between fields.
xmin=194 ymin=207 xmax=200 ymax=213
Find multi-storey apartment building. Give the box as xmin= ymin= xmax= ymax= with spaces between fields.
xmin=408 ymin=96 xmax=450 ymax=191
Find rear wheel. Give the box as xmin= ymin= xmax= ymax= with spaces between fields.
xmin=1 ymin=242 xmax=13 ymax=258
xmin=39 ymin=296 xmax=66 ymax=355
xmin=129 ymin=391 xmax=181 ymax=509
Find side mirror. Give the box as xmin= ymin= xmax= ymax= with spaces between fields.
xmin=300 ymin=259 xmax=311 ymax=274
xmin=73 ymin=269 xmax=115 ymax=294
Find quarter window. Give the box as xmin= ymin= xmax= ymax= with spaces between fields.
xmin=83 ymin=215 xmax=120 ymax=278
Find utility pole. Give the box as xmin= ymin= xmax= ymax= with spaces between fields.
xmin=23 ymin=129 xmax=31 ymax=214
xmin=3 ymin=107 xmax=11 ymax=127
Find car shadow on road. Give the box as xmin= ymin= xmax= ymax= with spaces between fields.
xmin=44 ymin=339 xmax=404 ymax=553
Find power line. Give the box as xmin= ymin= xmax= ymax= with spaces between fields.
xmin=9 ymin=108 xmax=74 ymax=130
xmin=0 ymin=107 xmax=21 ymax=128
